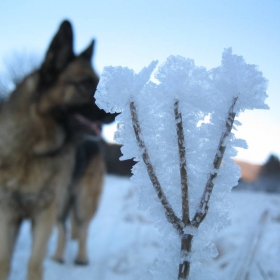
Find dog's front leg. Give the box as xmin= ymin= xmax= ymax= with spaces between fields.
xmin=0 ymin=210 xmax=20 ymax=280
xmin=75 ymin=220 xmax=90 ymax=265
xmin=51 ymin=221 xmax=67 ymax=263
xmin=52 ymin=188 xmax=73 ymax=264
xmin=27 ymin=203 xmax=56 ymax=280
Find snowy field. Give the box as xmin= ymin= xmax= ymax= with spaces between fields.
xmin=9 ymin=175 xmax=280 ymax=280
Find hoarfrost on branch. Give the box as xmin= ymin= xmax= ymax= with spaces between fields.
xmin=95 ymin=48 xmax=268 ymax=279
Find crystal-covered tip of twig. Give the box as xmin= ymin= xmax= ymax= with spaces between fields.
xmin=155 ymin=55 xmax=213 ymax=113
xmin=95 ymin=60 xmax=158 ymax=113
xmin=210 ymin=48 xmax=269 ymax=112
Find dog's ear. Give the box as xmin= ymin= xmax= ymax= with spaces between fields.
xmin=40 ymin=20 xmax=74 ymax=83
xmin=79 ymin=40 xmax=95 ymax=61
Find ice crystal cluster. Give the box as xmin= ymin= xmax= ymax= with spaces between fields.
xmin=95 ymin=48 xmax=268 ymax=279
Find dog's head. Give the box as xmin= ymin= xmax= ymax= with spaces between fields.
xmin=32 ymin=20 xmax=115 ymax=136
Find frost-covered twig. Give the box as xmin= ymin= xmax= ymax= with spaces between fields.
xmin=96 ymin=50 xmax=268 ymax=280
xmin=174 ymin=100 xmax=190 ymax=226
xmin=177 ymin=98 xmax=238 ymax=279
xmin=174 ymin=100 xmax=192 ymax=279
xmin=192 ymin=97 xmax=238 ymax=228
xmin=130 ymin=101 xmax=184 ymax=236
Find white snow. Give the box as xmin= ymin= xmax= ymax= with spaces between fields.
xmin=9 ymin=175 xmax=280 ymax=280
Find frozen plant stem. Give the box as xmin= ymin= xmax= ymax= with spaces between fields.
xmin=174 ymin=100 xmax=190 ymax=226
xmin=178 ymin=234 xmax=193 ymax=279
xmin=192 ymin=97 xmax=238 ymax=228
xmin=177 ymin=97 xmax=238 ymax=279
xmin=130 ymin=101 xmax=184 ymax=236
xmin=174 ymin=100 xmax=192 ymax=279
xmin=130 ymin=97 xmax=237 ymax=280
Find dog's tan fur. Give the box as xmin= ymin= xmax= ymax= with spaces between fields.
xmin=53 ymin=150 xmax=105 ymax=265
xmin=0 ymin=20 xmax=113 ymax=280
xmin=71 ymin=154 xmax=104 ymax=264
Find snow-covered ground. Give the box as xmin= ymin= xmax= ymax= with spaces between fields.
xmin=9 ymin=175 xmax=280 ymax=280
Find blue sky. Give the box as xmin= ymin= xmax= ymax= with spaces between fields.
xmin=0 ymin=0 xmax=279 ymax=164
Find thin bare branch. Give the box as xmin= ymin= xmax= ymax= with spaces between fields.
xmin=174 ymin=99 xmax=192 ymax=280
xmin=174 ymin=100 xmax=190 ymax=226
xmin=178 ymin=234 xmax=193 ymax=279
xmin=130 ymin=101 xmax=184 ymax=236
xmin=192 ymin=97 xmax=238 ymax=228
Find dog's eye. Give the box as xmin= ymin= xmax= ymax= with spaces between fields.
xmin=78 ymin=79 xmax=96 ymax=92
xmin=66 ymin=79 xmax=97 ymax=95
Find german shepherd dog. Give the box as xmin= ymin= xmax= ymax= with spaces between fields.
xmin=0 ymin=20 xmax=115 ymax=280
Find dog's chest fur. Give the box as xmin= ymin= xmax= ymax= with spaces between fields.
xmin=0 ymin=110 xmax=76 ymax=215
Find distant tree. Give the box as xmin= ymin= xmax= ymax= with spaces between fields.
xmin=261 ymin=154 xmax=280 ymax=175
xmin=95 ymin=49 xmax=268 ymax=279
